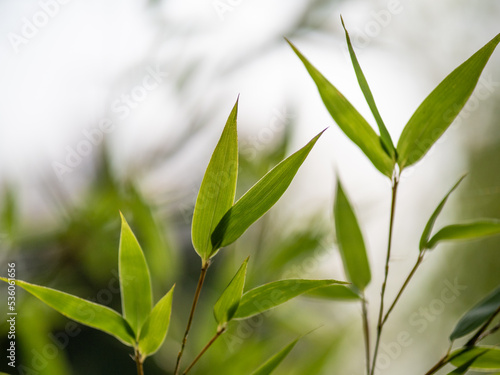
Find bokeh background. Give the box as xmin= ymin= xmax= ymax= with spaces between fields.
xmin=1 ymin=0 xmax=500 ymax=374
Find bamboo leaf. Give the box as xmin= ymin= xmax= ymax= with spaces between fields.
xmin=234 ymin=279 xmax=347 ymax=319
xmin=251 ymin=338 xmax=299 ymax=375
xmin=450 ymin=285 xmax=500 ymax=341
xmin=427 ymin=220 xmax=500 ymax=250
xmin=214 ymin=258 xmax=248 ymax=326
xmin=450 ymin=347 xmax=500 ymax=370
xmin=447 ymin=352 xmax=486 ymax=374
xmin=192 ymin=99 xmax=239 ymax=261
xmin=420 ymin=175 xmax=466 ymax=251
xmin=306 ymin=285 xmax=361 ymax=301
xmin=397 ymin=34 xmax=500 ymax=169
xmin=211 ymin=130 xmax=324 ymax=253
xmin=287 ymin=39 xmax=394 ymax=177
xmin=1 ymin=278 xmax=134 ymax=346
xmin=119 ymin=213 xmax=152 ymax=335
xmin=340 ymin=16 xmax=395 ymax=158
xmin=334 ymin=179 xmax=371 ymax=290
xmin=138 ymin=285 xmax=175 ymax=357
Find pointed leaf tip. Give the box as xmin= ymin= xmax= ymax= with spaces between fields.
xmin=119 ymin=214 xmax=153 ymax=335
xmin=214 ymin=258 xmax=248 ymax=326
xmin=138 ymin=285 xmax=175 ymax=357
xmin=287 ymin=38 xmax=394 ymax=176
xmin=334 ymin=178 xmax=371 ymax=290
xmin=397 ymin=33 xmax=500 ymax=169
xmin=211 ymin=130 xmax=324 ymax=253
xmin=192 ymin=100 xmax=239 ymax=260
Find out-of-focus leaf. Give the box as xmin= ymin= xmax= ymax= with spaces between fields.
xmin=287 ymin=39 xmax=394 ymax=177
xmin=192 ymin=99 xmax=239 ymax=261
xmin=450 ymin=285 xmax=500 ymax=341
xmin=334 ymin=179 xmax=371 ymax=290
xmin=306 ymin=284 xmax=361 ymax=300
xmin=211 ymin=131 xmax=324 ymax=252
xmin=119 ymin=213 xmax=152 ymax=335
xmin=450 ymin=347 xmax=500 ymax=370
xmin=250 ymin=338 xmax=299 ymax=375
xmin=427 ymin=220 xmax=500 ymax=250
xmin=1 ymin=278 xmax=135 ymax=346
xmin=397 ymin=34 xmax=500 ymax=169
xmin=214 ymin=258 xmax=248 ymax=326
xmin=340 ymin=16 xmax=395 ymax=158
xmin=420 ymin=175 xmax=466 ymax=251
xmin=234 ymin=279 xmax=347 ymax=319
xmin=138 ymin=285 xmax=175 ymax=357
xmin=447 ymin=352 xmax=486 ymax=374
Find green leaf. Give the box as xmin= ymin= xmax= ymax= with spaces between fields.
xmin=119 ymin=213 xmax=153 ymax=335
xmin=211 ymin=130 xmax=324 ymax=252
xmin=1 ymin=278 xmax=134 ymax=346
xmin=138 ymin=285 xmax=175 ymax=357
xmin=340 ymin=16 xmax=395 ymax=159
xmin=450 ymin=285 xmax=500 ymax=341
xmin=192 ymin=99 xmax=239 ymax=261
xmin=306 ymin=284 xmax=361 ymax=301
xmin=427 ymin=220 xmax=500 ymax=250
xmin=334 ymin=179 xmax=371 ymax=290
xmin=251 ymin=338 xmax=299 ymax=375
xmin=397 ymin=33 xmax=500 ymax=169
xmin=234 ymin=279 xmax=347 ymax=319
xmin=214 ymin=257 xmax=249 ymax=326
xmin=420 ymin=175 xmax=466 ymax=251
xmin=447 ymin=352 xmax=487 ymax=374
xmin=450 ymin=347 xmax=500 ymax=370
xmin=287 ymin=39 xmax=394 ymax=177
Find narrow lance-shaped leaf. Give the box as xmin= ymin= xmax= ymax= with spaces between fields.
xmin=1 ymin=278 xmax=135 ymax=346
xmin=234 ymin=279 xmax=347 ymax=319
xmin=340 ymin=16 xmax=395 ymax=158
xmin=287 ymin=39 xmax=394 ymax=177
xmin=192 ymin=99 xmax=239 ymax=261
xmin=214 ymin=257 xmax=248 ymax=327
xmin=334 ymin=179 xmax=371 ymax=290
xmin=420 ymin=175 xmax=466 ymax=251
xmin=251 ymin=338 xmax=299 ymax=375
xmin=427 ymin=220 xmax=500 ymax=250
xmin=450 ymin=347 xmax=500 ymax=370
xmin=138 ymin=285 xmax=175 ymax=357
xmin=306 ymin=284 xmax=361 ymax=301
xmin=450 ymin=285 xmax=500 ymax=341
xmin=397 ymin=33 xmax=500 ymax=169
xmin=119 ymin=213 xmax=152 ymax=335
xmin=211 ymin=130 xmax=324 ymax=253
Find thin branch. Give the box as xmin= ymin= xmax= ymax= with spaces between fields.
xmin=466 ymin=304 xmax=500 ymax=347
xmin=174 ymin=260 xmax=210 ymax=375
xmin=361 ymin=294 xmax=371 ymax=375
xmin=424 ymin=344 xmax=453 ymax=375
xmin=382 ymin=251 xmax=425 ymax=326
xmin=477 ymin=321 xmax=500 ymax=342
xmin=370 ymin=176 xmax=399 ymax=375
xmin=183 ymin=327 xmax=226 ymax=374
xmin=135 ymin=348 xmax=144 ymax=375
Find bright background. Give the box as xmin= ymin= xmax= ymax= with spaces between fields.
xmin=1 ymin=1 xmax=500 ymax=374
